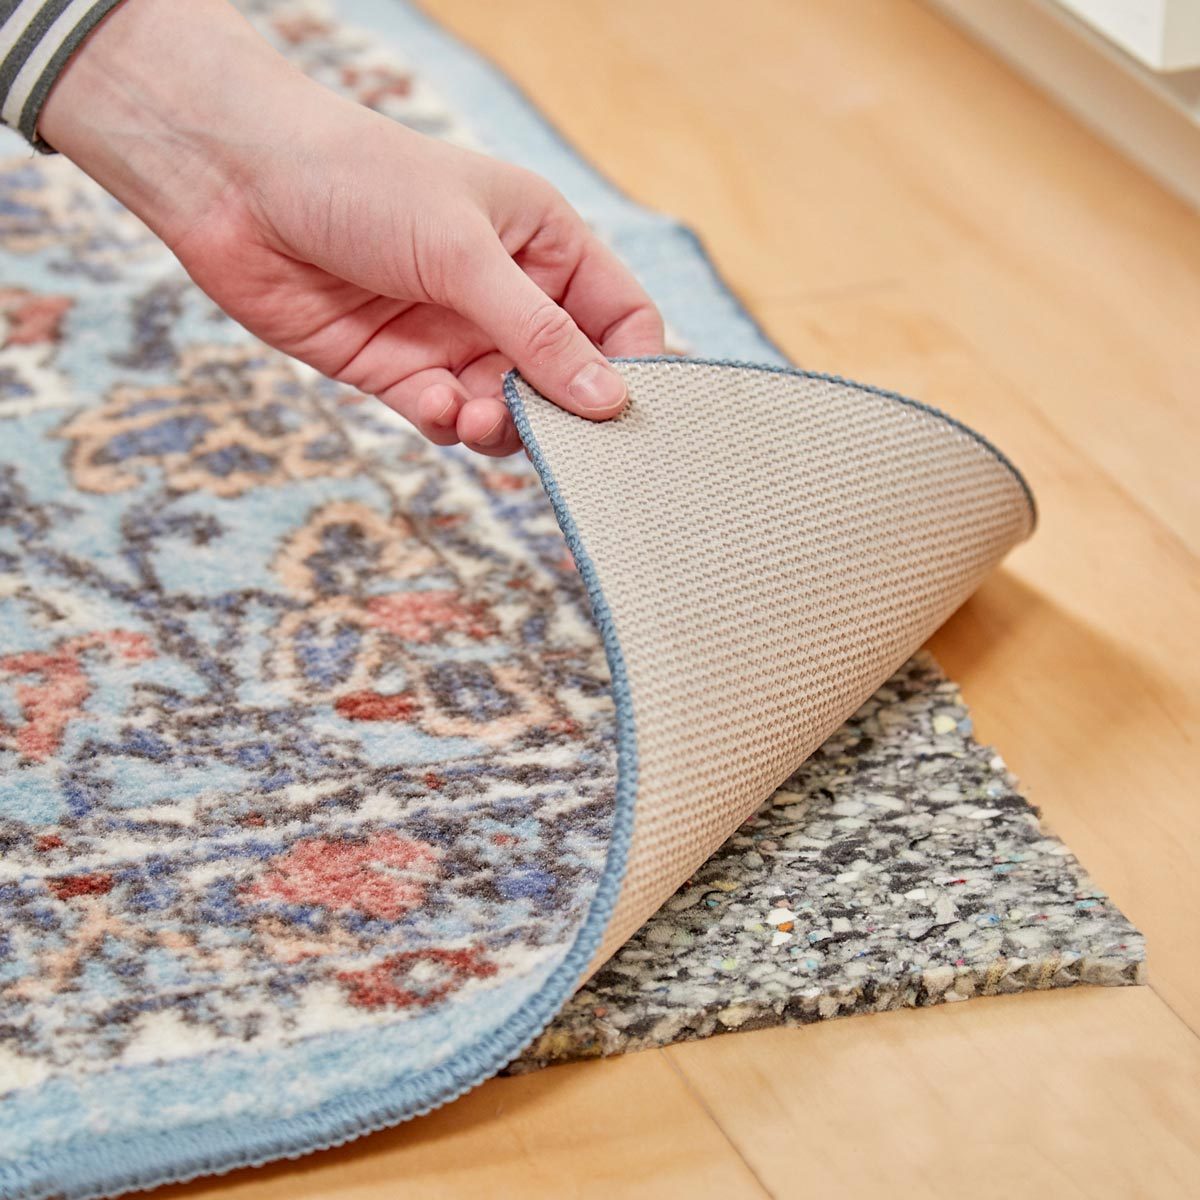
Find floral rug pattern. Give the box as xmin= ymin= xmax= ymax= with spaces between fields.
xmin=0 ymin=0 xmax=623 ymax=1110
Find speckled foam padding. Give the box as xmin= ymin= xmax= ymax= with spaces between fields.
xmin=506 ymin=358 xmax=1036 ymax=976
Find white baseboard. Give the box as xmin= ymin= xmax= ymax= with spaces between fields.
xmin=1057 ymin=0 xmax=1200 ymax=71
xmin=926 ymin=0 xmax=1200 ymax=212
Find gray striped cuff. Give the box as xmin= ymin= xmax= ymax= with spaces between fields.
xmin=0 ymin=0 xmax=127 ymax=151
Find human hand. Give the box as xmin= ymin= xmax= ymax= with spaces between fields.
xmin=39 ymin=0 xmax=664 ymax=455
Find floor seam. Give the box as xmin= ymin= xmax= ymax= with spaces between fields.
xmin=1147 ymin=978 xmax=1200 ymax=1044
xmin=662 ymin=1049 xmax=778 ymax=1199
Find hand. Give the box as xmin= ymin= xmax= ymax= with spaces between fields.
xmin=38 ymin=0 xmax=665 ymax=455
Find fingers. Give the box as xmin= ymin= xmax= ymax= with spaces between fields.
xmin=376 ymin=361 xmax=521 ymax=456
xmin=454 ymin=397 xmax=520 ymax=456
xmin=444 ymin=239 xmax=629 ymax=422
xmin=415 ymin=383 xmax=466 ymax=446
xmin=456 ymin=349 xmax=512 ymax=402
xmin=377 ymin=366 xmax=468 ymax=446
xmin=558 ymin=235 xmax=665 ymax=358
xmin=397 ymin=381 xmax=522 ymax=456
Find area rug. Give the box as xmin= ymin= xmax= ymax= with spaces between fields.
xmin=0 ymin=2 xmax=1141 ymax=1198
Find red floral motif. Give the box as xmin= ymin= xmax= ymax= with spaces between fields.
xmin=334 ymin=691 xmax=417 ymax=722
xmin=49 ymin=873 xmax=113 ymax=901
xmin=337 ymin=64 xmax=413 ymax=108
xmin=0 ymin=287 xmax=72 ymax=346
xmin=364 ymin=591 xmax=493 ymax=643
xmin=0 ymin=631 xmax=154 ymax=761
xmin=338 ymin=946 xmax=498 ymax=1011
xmin=246 ymin=832 xmax=440 ymax=920
xmin=271 ymin=14 xmax=330 ymax=44
xmin=480 ymin=469 xmax=533 ymax=493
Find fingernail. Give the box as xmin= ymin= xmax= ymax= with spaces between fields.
xmin=421 ymin=385 xmax=460 ymax=427
xmin=567 ymin=361 xmax=627 ymax=416
xmin=476 ymin=415 xmax=508 ymax=448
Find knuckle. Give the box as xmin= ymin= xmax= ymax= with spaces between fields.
xmin=518 ymin=302 xmax=577 ymax=362
xmin=642 ymin=304 xmax=666 ymax=343
xmin=504 ymin=162 xmax=560 ymax=207
xmin=415 ymin=212 xmax=487 ymax=302
xmin=443 ymin=219 xmax=483 ymax=265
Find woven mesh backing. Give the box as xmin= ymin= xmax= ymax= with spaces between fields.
xmin=510 ymin=360 xmax=1035 ymax=977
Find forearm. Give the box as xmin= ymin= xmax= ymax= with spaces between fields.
xmin=36 ymin=0 xmax=320 ymax=247
xmin=13 ymin=0 xmax=656 ymax=452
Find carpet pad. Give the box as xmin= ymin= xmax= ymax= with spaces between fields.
xmin=514 ymin=652 xmax=1142 ymax=1070
xmin=0 ymin=2 xmax=1143 ymax=1197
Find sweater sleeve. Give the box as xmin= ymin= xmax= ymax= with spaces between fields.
xmin=0 ymin=0 xmax=126 ymax=150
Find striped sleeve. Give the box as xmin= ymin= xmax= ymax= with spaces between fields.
xmin=0 ymin=0 xmax=126 ymax=151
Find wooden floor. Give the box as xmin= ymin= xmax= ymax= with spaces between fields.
xmin=173 ymin=2 xmax=1200 ymax=1196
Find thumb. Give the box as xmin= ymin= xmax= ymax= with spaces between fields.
xmin=448 ymin=239 xmax=628 ymax=419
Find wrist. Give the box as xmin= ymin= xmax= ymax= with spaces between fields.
xmin=37 ymin=0 xmax=313 ymax=249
